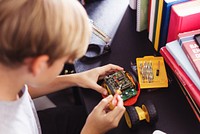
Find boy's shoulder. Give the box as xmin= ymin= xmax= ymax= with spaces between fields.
xmin=0 ymin=85 xmax=41 ymax=134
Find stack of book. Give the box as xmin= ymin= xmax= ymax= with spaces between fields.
xmin=135 ymin=0 xmax=200 ymax=121
xmin=161 ymin=1 xmax=200 ymax=122
xmin=160 ymin=42 xmax=200 ymax=122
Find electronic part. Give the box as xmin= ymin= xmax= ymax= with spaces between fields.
xmin=156 ymin=61 xmax=160 ymax=76
xmin=136 ymin=56 xmax=168 ymax=89
xmin=120 ymin=88 xmax=137 ymax=101
xmin=103 ymin=71 xmax=137 ymax=101
xmin=139 ymin=61 xmax=154 ymax=83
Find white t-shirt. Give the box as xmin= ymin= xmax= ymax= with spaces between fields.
xmin=0 ymin=85 xmax=42 ymax=134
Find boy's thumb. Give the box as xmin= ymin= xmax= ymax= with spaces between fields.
xmin=93 ymin=84 xmax=108 ymax=95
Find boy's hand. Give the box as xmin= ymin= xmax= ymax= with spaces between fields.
xmin=81 ymin=95 xmax=125 ymax=134
xmin=108 ymin=90 xmax=122 ymax=110
xmin=75 ymin=64 xmax=124 ymax=95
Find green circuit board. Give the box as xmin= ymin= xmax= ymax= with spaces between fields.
xmin=103 ymin=71 xmax=137 ymax=101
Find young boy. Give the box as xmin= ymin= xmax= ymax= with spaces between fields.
xmin=0 ymin=0 xmax=125 ymax=134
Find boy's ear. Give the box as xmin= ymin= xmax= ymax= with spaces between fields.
xmin=32 ymin=55 xmax=49 ymax=76
xmin=24 ymin=55 xmax=49 ymax=76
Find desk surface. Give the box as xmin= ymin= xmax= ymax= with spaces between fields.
xmin=75 ymin=0 xmax=200 ymax=134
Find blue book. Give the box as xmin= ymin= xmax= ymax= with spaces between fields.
xmin=166 ymin=40 xmax=200 ymax=90
xmin=158 ymin=0 xmax=188 ymax=50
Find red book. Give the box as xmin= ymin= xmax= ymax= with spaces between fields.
xmin=167 ymin=1 xmax=200 ymax=42
xmin=182 ymin=40 xmax=200 ymax=79
xmin=160 ymin=47 xmax=200 ymax=108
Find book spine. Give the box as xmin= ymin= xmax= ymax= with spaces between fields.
xmin=136 ymin=0 xmax=149 ymax=32
xmin=147 ymin=0 xmax=152 ymax=31
xmin=148 ymin=0 xmax=157 ymax=41
xmin=160 ymin=47 xmax=200 ymax=107
xmin=154 ymin=0 xmax=164 ymax=51
xmin=152 ymin=0 xmax=159 ymax=44
xmin=159 ymin=1 xmax=169 ymax=50
xmin=167 ymin=5 xmax=182 ymax=42
xmin=178 ymin=29 xmax=200 ymax=40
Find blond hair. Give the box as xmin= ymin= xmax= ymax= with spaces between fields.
xmin=0 ymin=0 xmax=91 ymax=67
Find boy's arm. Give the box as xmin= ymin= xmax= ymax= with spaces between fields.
xmin=28 ymin=74 xmax=78 ymax=98
xmin=28 ymin=64 xmax=123 ymax=98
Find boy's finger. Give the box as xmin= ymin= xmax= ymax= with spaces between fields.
xmin=116 ymin=95 xmax=124 ymax=106
xmin=104 ymin=64 xmax=124 ymax=71
xmin=109 ymin=89 xmax=123 ymax=109
xmin=107 ymin=95 xmax=125 ymax=115
xmin=94 ymin=84 xmax=108 ymax=95
xmin=99 ymin=64 xmax=124 ymax=76
xmin=108 ymin=94 xmax=119 ymax=110
xmin=96 ymin=95 xmax=113 ymax=110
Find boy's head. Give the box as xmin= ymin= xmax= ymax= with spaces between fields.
xmin=0 ymin=0 xmax=91 ymax=68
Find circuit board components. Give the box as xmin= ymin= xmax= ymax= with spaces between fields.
xmin=136 ymin=56 xmax=168 ymax=89
xmin=139 ymin=61 xmax=154 ymax=83
xmin=102 ymin=71 xmax=138 ymax=101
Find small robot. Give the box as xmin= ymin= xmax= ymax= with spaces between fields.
xmin=101 ymin=70 xmax=158 ymax=128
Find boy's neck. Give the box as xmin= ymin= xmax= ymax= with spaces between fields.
xmin=0 ymin=65 xmax=25 ymax=101
xmin=0 ymin=87 xmax=20 ymax=101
